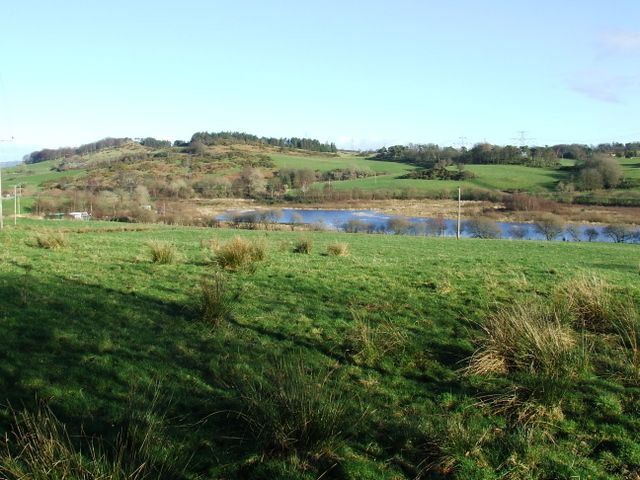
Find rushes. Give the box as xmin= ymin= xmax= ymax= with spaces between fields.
xmin=467 ymin=302 xmax=578 ymax=379
xmin=554 ymin=274 xmax=614 ymax=332
xmin=292 ymin=237 xmax=313 ymax=254
xmin=345 ymin=307 xmax=407 ymax=367
xmin=0 ymin=402 xmax=177 ymax=480
xmin=199 ymin=272 xmax=238 ymax=326
xmin=214 ymin=236 xmax=266 ymax=271
xmin=33 ymin=231 xmax=68 ymax=250
xmin=233 ymin=357 xmax=350 ymax=455
xmin=326 ymin=242 xmax=349 ymax=256
xmin=148 ymin=240 xmax=179 ymax=264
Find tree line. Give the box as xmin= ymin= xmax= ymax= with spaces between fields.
xmin=373 ymin=141 xmax=640 ymax=168
xmin=190 ymin=131 xmax=337 ymax=153
xmin=374 ymin=143 xmax=559 ymax=168
xmin=24 ymin=137 xmax=131 ymax=164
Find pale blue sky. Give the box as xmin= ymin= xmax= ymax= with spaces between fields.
xmin=1 ymin=0 xmax=640 ymax=161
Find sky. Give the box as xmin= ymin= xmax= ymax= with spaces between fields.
xmin=1 ymin=0 xmax=640 ymax=162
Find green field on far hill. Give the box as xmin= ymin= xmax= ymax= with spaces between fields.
xmin=2 ymin=146 xmax=640 ymax=213
xmin=0 ymin=220 xmax=639 ymax=478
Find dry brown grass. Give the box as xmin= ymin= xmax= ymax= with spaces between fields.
xmin=148 ymin=241 xmax=179 ymax=264
xmin=554 ymin=274 xmax=614 ymax=332
xmin=467 ymin=303 xmax=577 ymax=378
xmin=0 ymin=403 xmax=175 ymax=480
xmin=214 ymin=236 xmax=266 ymax=271
xmin=33 ymin=231 xmax=68 ymax=250
xmin=326 ymin=242 xmax=349 ymax=256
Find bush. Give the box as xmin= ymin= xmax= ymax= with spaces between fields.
xmin=292 ymin=237 xmax=313 ymax=254
xmin=200 ymin=273 xmax=238 ymax=326
xmin=464 ymin=218 xmax=501 ymax=239
xmin=215 ymin=236 xmax=266 ymax=271
xmin=534 ymin=213 xmax=565 ymax=240
xmin=33 ymin=231 xmax=68 ymax=250
xmin=326 ymin=242 xmax=349 ymax=256
xmin=233 ymin=357 xmax=350 ymax=455
xmin=603 ymin=224 xmax=634 ymax=243
xmin=148 ymin=241 xmax=179 ymax=264
xmin=386 ymin=216 xmax=412 ymax=235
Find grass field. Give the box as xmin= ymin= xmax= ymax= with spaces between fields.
xmin=0 ymin=219 xmax=639 ymax=478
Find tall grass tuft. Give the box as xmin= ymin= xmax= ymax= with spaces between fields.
xmin=554 ymin=274 xmax=614 ymax=332
xmin=467 ymin=302 xmax=579 ymax=379
xmin=148 ymin=240 xmax=179 ymax=264
xmin=345 ymin=307 xmax=407 ymax=367
xmin=33 ymin=231 xmax=68 ymax=250
xmin=199 ymin=272 xmax=238 ymax=326
xmin=612 ymin=298 xmax=640 ymax=379
xmin=326 ymin=242 xmax=349 ymax=256
xmin=233 ymin=357 xmax=350 ymax=456
xmin=467 ymin=302 xmax=586 ymax=424
xmin=215 ymin=236 xmax=266 ymax=271
xmin=292 ymin=237 xmax=313 ymax=254
xmin=0 ymin=402 xmax=178 ymax=480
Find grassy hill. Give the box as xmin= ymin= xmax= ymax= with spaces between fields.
xmin=2 ymin=142 xmax=640 ymax=220
xmin=0 ymin=220 xmax=639 ymax=478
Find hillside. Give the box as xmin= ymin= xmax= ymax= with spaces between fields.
xmin=0 ymin=221 xmax=639 ymax=478
xmin=2 ymin=138 xmax=640 ymax=227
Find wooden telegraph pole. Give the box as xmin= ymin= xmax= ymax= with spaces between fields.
xmin=0 ymin=166 xmax=3 ymax=229
xmin=456 ymin=187 xmax=461 ymax=239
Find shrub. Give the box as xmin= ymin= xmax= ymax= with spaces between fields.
xmin=508 ymin=225 xmax=528 ymax=240
xmin=215 ymin=236 xmax=266 ymax=271
xmin=386 ymin=216 xmax=412 ymax=235
xmin=584 ymin=227 xmax=599 ymax=242
xmin=565 ymin=224 xmax=582 ymax=242
xmin=148 ymin=240 xmax=178 ymax=264
xmin=603 ymin=224 xmax=634 ymax=243
xmin=533 ymin=213 xmax=565 ymax=240
xmin=33 ymin=231 xmax=68 ymax=250
xmin=292 ymin=237 xmax=313 ymax=254
xmin=343 ymin=219 xmax=369 ymax=233
xmin=233 ymin=357 xmax=350 ymax=455
xmin=326 ymin=242 xmax=349 ymax=256
xmin=464 ymin=218 xmax=501 ymax=239
xmin=200 ymin=273 xmax=238 ymax=326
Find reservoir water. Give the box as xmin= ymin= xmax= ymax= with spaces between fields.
xmin=219 ymin=208 xmax=639 ymax=243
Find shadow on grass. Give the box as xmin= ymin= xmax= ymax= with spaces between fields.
xmin=0 ymin=271 xmax=279 ymax=471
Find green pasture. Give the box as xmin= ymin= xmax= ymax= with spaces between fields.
xmin=270 ymin=153 xmax=412 ymax=175
xmin=0 ymin=220 xmax=638 ymax=478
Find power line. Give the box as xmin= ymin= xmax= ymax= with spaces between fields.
xmin=511 ymin=130 xmax=535 ymax=147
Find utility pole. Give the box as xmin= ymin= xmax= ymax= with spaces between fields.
xmin=0 ymin=166 xmax=3 ymax=229
xmin=456 ymin=187 xmax=461 ymax=240
xmin=511 ymin=130 xmax=535 ymax=147
xmin=13 ymin=184 xmax=16 ymax=225
xmin=456 ymin=136 xmax=468 ymax=150
xmin=0 ymin=136 xmax=16 ymax=230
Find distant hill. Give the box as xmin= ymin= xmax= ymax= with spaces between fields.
xmin=23 ymin=132 xmax=338 ymax=165
xmin=0 ymin=160 xmax=20 ymax=167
